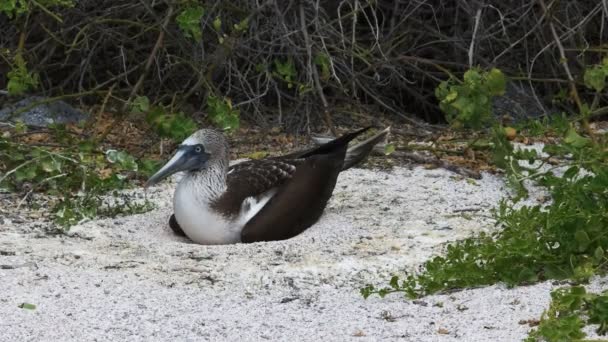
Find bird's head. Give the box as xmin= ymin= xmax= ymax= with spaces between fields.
xmin=145 ymin=129 xmax=228 ymax=187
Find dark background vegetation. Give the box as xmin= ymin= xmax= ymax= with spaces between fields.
xmin=1 ymin=0 xmax=606 ymax=132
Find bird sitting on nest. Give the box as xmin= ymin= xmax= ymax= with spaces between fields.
xmin=145 ymin=126 xmax=390 ymax=245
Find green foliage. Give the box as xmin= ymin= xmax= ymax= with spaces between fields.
xmin=137 ymin=159 xmax=163 ymax=179
xmin=0 ymin=133 xmax=155 ymax=228
xmin=146 ymin=107 xmax=197 ymax=141
xmin=212 ymin=16 xmax=221 ymax=31
xmin=7 ymin=54 xmax=39 ymax=95
xmin=589 ymin=293 xmax=608 ymax=335
xmin=314 ymin=53 xmax=331 ymax=81
xmin=232 ymin=18 xmax=248 ymax=33
xmin=54 ymin=190 xmax=153 ymax=228
xmin=0 ymin=0 xmax=74 ymax=18
xmin=274 ymin=59 xmax=297 ymax=89
xmin=176 ymin=5 xmax=204 ymax=41
xmin=130 ymin=95 xmax=150 ymax=113
xmin=362 ymin=121 xmax=608 ymax=299
xmin=18 ymin=302 xmax=36 ymax=310
xmin=2 ymin=0 xmax=75 ymax=95
xmin=435 ymin=68 xmax=506 ymax=129
xmin=584 ymin=58 xmax=608 ymax=93
xmin=131 ymin=96 xmax=197 ymax=141
xmin=207 ymin=94 xmax=240 ymax=132
xmin=384 ymin=143 xmax=395 ymax=156
xmin=526 ymin=286 xmax=608 ymax=341
xmin=0 ymin=0 xmax=28 ymax=17
xmin=105 ymin=149 xmax=138 ymax=173
xmin=513 ymin=113 xmax=571 ymax=139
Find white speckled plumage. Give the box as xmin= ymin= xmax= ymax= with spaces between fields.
xmin=174 ymin=171 xmax=241 ymax=244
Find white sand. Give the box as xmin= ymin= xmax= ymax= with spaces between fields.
xmin=1 ymin=166 xmax=606 ymax=341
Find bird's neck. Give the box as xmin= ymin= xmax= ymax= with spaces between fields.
xmin=183 ymin=160 xmax=228 ymax=202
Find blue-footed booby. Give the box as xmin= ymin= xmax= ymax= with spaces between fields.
xmin=145 ymin=127 xmax=389 ymax=244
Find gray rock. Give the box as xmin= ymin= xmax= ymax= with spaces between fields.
xmin=0 ymin=96 xmax=88 ymax=127
xmin=492 ymin=82 xmax=549 ymax=122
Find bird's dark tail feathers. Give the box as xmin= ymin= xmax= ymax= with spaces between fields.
xmin=278 ymin=127 xmax=390 ymax=168
xmin=298 ymin=126 xmax=372 ymax=158
xmin=342 ymin=126 xmax=390 ymax=170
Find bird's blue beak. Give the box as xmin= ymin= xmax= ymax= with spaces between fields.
xmin=145 ymin=144 xmax=210 ymax=188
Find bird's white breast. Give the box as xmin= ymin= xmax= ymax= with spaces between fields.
xmin=173 ymin=177 xmax=241 ymax=245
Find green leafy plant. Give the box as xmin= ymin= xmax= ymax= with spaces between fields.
xmin=0 ymin=0 xmax=28 ymax=17
xmin=176 ymin=4 xmax=204 ymax=41
xmin=362 ymin=122 xmax=608 ymax=299
xmin=526 ymin=286 xmax=608 ymax=341
xmin=435 ymin=68 xmax=506 ymax=128
xmin=53 ymin=190 xmax=153 ymax=228
xmin=232 ymin=17 xmax=248 ymax=33
xmin=207 ymin=94 xmax=240 ymax=132
xmin=146 ymin=107 xmax=197 ymax=141
xmin=314 ymin=53 xmax=331 ymax=81
xmin=1 ymin=0 xmax=74 ymax=19
xmin=7 ymin=54 xmax=39 ymax=95
xmin=273 ymin=58 xmax=297 ymax=89
xmin=130 ymin=96 xmax=197 ymax=141
xmin=3 ymin=0 xmax=74 ymax=94
xmin=584 ymin=58 xmax=608 ymax=93
xmin=363 ymin=61 xmax=608 ymax=303
xmin=212 ymin=16 xmax=222 ymax=31
xmin=18 ymin=302 xmax=36 ymax=310
xmin=0 ymin=134 xmax=154 ymax=228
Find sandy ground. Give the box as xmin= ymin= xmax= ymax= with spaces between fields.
xmin=1 ymin=165 xmax=606 ymax=341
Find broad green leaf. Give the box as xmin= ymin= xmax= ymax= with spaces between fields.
xmin=0 ymin=0 xmax=28 ymax=17
xmin=563 ymin=166 xmax=579 ymax=179
xmin=485 ymin=68 xmax=506 ymax=96
xmin=574 ymin=230 xmax=591 ymax=252
xmin=6 ymin=56 xmax=39 ymax=95
xmin=105 ymin=150 xmax=138 ymax=171
xmin=584 ymin=66 xmax=606 ymax=92
xmin=233 ymin=18 xmax=248 ymax=32
xmin=176 ymin=5 xmax=204 ymax=41
xmin=14 ymin=120 xmax=27 ymax=134
xmin=594 ymin=246 xmax=604 ymax=262
xmin=445 ymin=90 xmax=458 ymax=102
xmin=131 ymin=96 xmax=150 ymax=113
xmin=19 ymin=303 xmax=36 ymax=310
xmin=463 ymin=69 xmax=481 ymax=84
xmin=15 ymin=165 xmax=37 ymax=181
xmin=384 ymin=143 xmax=395 ymax=156
xmin=564 ymin=129 xmax=590 ymax=148
xmin=212 ymin=16 xmax=221 ymax=31
xmin=207 ymin=95 xmax=240 ymax=132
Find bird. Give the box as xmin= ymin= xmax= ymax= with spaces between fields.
xmin=145 ymin=126 xmax=390 ymax=245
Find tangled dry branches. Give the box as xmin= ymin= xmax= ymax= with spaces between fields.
xmin=0 ymin=0 xmax=606 ymax=131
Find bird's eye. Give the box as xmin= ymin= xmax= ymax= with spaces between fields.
xmin=195 ymin=146 xmax=202 ymax=153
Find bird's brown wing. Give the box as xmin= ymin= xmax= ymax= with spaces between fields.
xmin=210 ymin=159 xmax=302 ymax=217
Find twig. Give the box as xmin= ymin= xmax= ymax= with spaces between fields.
xmin=31 ymin=0 xmax=63 ymax=23
xmin=299 ymin=2 xmax=336 ymax=136
xmin=468 ymin=7 xmax=483 ymax=68
xmin=0 ymin=158 xmax=42 ymax=185
xmin=17 ymin=173 xmax=68 ymax=210
xmin=98 ymin=5 xmax=174 ymax=142
xmin=537 ymin=0 xmax=593 ymax=137
xmin=123 ymin=5 xmax=174 ymax=113
xmin=97 ymin=83 xmax=115 ymax=119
